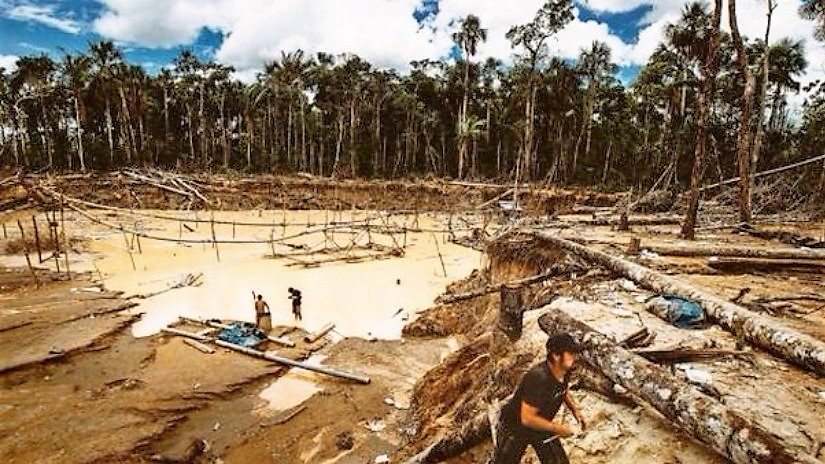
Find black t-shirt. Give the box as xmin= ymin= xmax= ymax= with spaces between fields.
xmin=502 ymin=362 xmax=568 ymax=441
xmin=290 ymin=290 xmax=302 ymax=306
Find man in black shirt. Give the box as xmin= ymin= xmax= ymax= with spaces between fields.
xmin=288 ymin=287 xmax=302 ymax=321
xmin=493 ymin=333 xmax=587 ymax=463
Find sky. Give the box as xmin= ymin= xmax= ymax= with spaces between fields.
xmin=1 ymin=0 xmax=824 ymax=94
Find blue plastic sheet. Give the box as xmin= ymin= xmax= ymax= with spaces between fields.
xmin=659 ymin=295 xmax=705 ymax=329
xmin=215 ymin=321 xmax=266 ymax=347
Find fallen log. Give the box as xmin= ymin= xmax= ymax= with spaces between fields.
xmin=707 ymin=257 xmax=825 ymax=274
xmin=699 ymin=153 xmax=825 ymax=192
xmin=538 ymin=309 xmax=818 ymax=464
xmin=643 ymin=242 xmax=825 ymax=260
xmin=304 ymin=323 xmax=335 ymax=343
xmin=182 ymin=338 xmax=216 ymax=354
xmin=161 ymin=327 xmax=210 ymax=341
xmin=736 ymin=223 xmax=825 ymax=249
xmin=435 ymin=264 xmax=573 ymax=305
xmin=528 ymin=231 xmax=825 ymax=377
xmin=631 ymin=348 xmax=749 ymax=364
xmin=214 ymin=339 xmax=370 ymax=384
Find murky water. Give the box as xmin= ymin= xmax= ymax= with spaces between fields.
xmin=59 ymin=209 xmax=480 ymax=339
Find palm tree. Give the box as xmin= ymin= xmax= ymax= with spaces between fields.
xmin=12 ymin=54 xmax=58 ymax=167
xmin=800 ymin=0 xmax=825 ymax=40
xmin=682 ymin=0 xmax=723 ymax=239
xmin=575 ymin=41 xmax=618 ymax=173
xmin=767 ymin=38 xmax=807 ymax=129
xmin=60 ymin=53 xmax=91 ymax=171
xmin=453 ymin=14 xmax=487 ymax=179
xmin=89 ymin=41 xmax=124 ymax=164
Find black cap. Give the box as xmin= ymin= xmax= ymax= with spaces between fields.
xmin=546 ymin=333 xmax=581 ymax=355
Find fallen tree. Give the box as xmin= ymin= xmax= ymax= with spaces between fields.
xmin=538 ymin=309 xmax=818 ymax=464
xmin=735 ymin=223 xmax=825 ymax=249
xmin=707 ymin=257 xmax=825 ymax=274
xmin=642 ymin=242 xmax=825 ymax=260
xmin=527 ymin=231 xmax=825 ymax=377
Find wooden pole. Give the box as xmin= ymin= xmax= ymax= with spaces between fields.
xmin=182 ymin=337 xmax=216 ymax=354
xmin=432 ymin=232 xmax=447 ymax=277
xmin=50 ymin=213 xmax=60 ymax=275
xmin=214 ymin=339 xmax=370 ymax=384
xmin=2 ymin=222 xmax=6 ymax=239
xmin=123 ymin=231 xmax=136 ymax=271
xmin=16 ymin=220 xmax=38 ymax=287
xmin=304 ymin=323 xmax=335 ymax=343
xmin=211 ymin=214 xmax=220 ymax=262
xmin=31 ymin=215 xmax=42 ymax=263
xmin=60 ymin=202 xmax=71 ymax=280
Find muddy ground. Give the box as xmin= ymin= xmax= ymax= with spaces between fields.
xmin=1 ymin=175 xmax=824 ymax=463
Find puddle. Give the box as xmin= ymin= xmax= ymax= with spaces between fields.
xmin=62 ymin=210 xmax=481 ymax=339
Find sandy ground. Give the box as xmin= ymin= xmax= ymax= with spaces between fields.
xmin=3 ymin=205 xmax=825 ymax=463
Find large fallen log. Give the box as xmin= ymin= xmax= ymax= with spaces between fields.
xmin=528 ymin=231 xmax=825 ymax=377
xmin=707 ymin=257 xmax=825 ymax=274
xmin=538 ymin=309 xmax=818 ymax=464
xmin=643 ymin=242 xmax=825 ymax=260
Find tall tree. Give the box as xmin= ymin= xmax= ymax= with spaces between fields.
xmin=682 ymin=0 xmax=723 ymax=239
xmin=506 ymin=0 xmax=574 ymax=182
xmin=729 ymin=0 xmax=758 ymax=222
xmin=453 ymin=14 xmax=487 ymax=179
xmin=575 ymin=41 xmax=618 ymax=174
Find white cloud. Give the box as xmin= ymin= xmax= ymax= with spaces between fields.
xmin=4 ymin=3 xmax=81 ymax=34
xmin=0 ymin=54 xmax=18 ymax=72
xmin=88 ymin=0 xmax=825 ymax=94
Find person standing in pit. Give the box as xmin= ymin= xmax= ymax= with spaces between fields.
xmin=288 ymin=287 xmax=302 ymax=321
xmin=253 ymin=293 xmax=272 ymax=333
xmin=492 ymin=332 xmax=587 ymax=464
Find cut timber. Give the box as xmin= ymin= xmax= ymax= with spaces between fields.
xmin=736 ymin=223 xmax=825 ymax=249
xmin=528 ymin=231 xmax=825 ymax=377
xmin=304 ymin=323 xmax=335 ymax=343
xmin=631 ymin=348 xmax=749 ymax=364
xmin=707 ymin=257 xmax=825 ymax=274
xmin=214 ymin=340 xmax=370 ymax=384
xmin=644 ymin=242 xmax=825 ymax=260
xmin=182 ymin=338 xmax=216 ymax=354
xmin=435 ymin=265 xmax=571 ymax=305
xmin=403 ymin=406 xmax=494 ymax=464
xmin=161 ymin=327 xmax=210 ymax=341
xmin=538 ymin=309 xmax=818 ymax=464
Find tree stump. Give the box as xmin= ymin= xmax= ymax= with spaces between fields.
xmin=627 ymin=237 xmax=641 ymax=255
xmin=498 ymin=285 xmax=524 ymax=341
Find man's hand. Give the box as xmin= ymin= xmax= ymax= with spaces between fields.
xmin=554 ymin=422 xmax=574 ymax=438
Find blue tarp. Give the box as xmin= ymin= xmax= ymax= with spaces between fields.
xmin=659 ymin=295 xmax=705 ymax=329
xmin=215 ymin=321 xmax=266 ymax=347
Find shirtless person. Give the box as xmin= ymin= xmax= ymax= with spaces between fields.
xmin=253 ymin=293 xmax=272 ymax=332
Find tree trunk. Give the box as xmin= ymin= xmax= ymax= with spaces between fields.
xmin=636 ymin=242 xmax=825 ymax=260
xmin=730 ymin=0 xmax=757 ymax=223
xmin=681 ymin=0 xmax=722 ymax=239
xmin=528 ymin=231 xmax=825 ymax=376
xmin=74 ymin=96 xmax=86 ymax=172
xmin=750 ymin=1 xmax=776 ymax=199
xmin=538 ymin=308 xmax=814 ymax=464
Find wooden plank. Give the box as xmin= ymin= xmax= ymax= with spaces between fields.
xmin=183 ymin=338 xmax=216 ymax=354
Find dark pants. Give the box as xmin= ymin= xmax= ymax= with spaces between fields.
xmin=292 ymin=304 xmax=302 ymax=321
xmin=492 ymin=426 xmax=568 ymax=464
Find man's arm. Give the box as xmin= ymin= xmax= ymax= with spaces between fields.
xmin=264 ymin=302 xmax=270 ymax=312
xmin=519 ymin=401 xmax=573 ymax=438
xmin=564 ymin=390 xmax=586 ymax=430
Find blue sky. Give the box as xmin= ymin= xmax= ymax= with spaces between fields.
xmin=1 ymin=0 xmax=822 ymax=90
